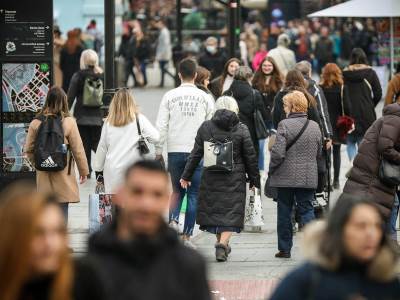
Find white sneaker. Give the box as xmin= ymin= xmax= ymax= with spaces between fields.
xmin=169 ymin=221 xmax=179 ymax=232
xmin=183 ymin=239 xmax=197 ymax=249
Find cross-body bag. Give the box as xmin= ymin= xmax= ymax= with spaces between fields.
xmin=135 ymin=115 xmax=150 ymax=156
xmin=252 ymin=90 xmax=269 ymax=139
xmin=204 ymin=122 xmax=234 ymax=172
xmin=336 ymin=84 xmax=354 ymax=144
xmin=264 ymin=119 xmax=310 ymax=198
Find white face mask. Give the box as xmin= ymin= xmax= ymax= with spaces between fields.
xmin=206 ymin=45 xmax=217 ymax=54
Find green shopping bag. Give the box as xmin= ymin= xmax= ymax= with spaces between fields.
xmin=180 ymin=194 xmax=187 ymax=213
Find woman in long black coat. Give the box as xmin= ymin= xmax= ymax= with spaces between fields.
xmin=180 ymin=96 xmax=260 ymax=262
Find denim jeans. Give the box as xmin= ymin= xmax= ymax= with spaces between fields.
xmin=60 ymin=203 xmax=69 ymax=223
xmin=388 ymin=193 xmax=399 ymax=241
xmin=258 ymin=139 xmax=265 ymax=171
xmin=277 ymin=188 xmax=315 ymax=253
xmin=168 ymin=152 xmax=202 ymax=236
xmin=346 ymin=135 xmax=363 ymax=161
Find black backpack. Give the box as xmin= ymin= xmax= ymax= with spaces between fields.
xmin=34 ymin=115 xmax=71 ymax=173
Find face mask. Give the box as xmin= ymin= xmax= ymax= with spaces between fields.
xmin=206 ymin=45 xmax=217 ymax=54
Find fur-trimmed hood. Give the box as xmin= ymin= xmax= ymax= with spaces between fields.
xmin=302 ymin=221 xmax=400 ymax=283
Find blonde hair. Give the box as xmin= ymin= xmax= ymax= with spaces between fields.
xmin=283 ymin=91 xmax=308 ymax=113
xmin=215 ymin=96 xmax=239 ymax=114
xmin=106 ymin=89 xmax=138 ymax=127
xmin=80 ymin=49 xmax=103 ymax=74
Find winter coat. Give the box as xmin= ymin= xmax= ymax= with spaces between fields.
xmin=343 ymin=64 xmax=382 ymax=138
xmin=270 ymin=221 xmax=400 ymax=300
xmin=385 ymin=73 xmax=400 ymax=106
xmin=86 ymin=223 xmax=211 ymax=300
xmin=272 ymin=89 xmax=320 ymax=130
xmin=343 ymin=103 xmax=400 ymax=219
xmin=198 ymin=50 xmax=228 ymax=80
xmin=67 ymin=68 xmax=104 ymax=127
xmin=314 ymin=37 xmax=334 ymax=63
xmin=118 ymin=34 xmax=136 ymax=62
xmin=60 ymin=45 xmax=84 ymax=92
xmin=269 ymin=113 xmax=322 ymax=189
xmin=320 ymin=84 xmax=351 ymax=143
xmin=181 ymin=109 xmax=260 ymax=228
xmin=252 ymin=87 xmax=277 ymax=126
xmin=267 ymin=46 xmax=296 ymax=76
xmin=224 ymin=80 xmax=268 ymax=151
xmin=24 ymin=116 xmax=89 ymax=203
xmin=94 ymin=114 xmax=160 ymax=193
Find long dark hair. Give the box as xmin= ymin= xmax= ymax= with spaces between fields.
xmin=38 ymin=87 xmax=70 ymax=118
xmin=350 ymin=47 xmax=369 ymax=65
xmin=217 ymin=58 xmax=241 ymax=95
xmin=252 ymin=56 xmax=283 ymax=94
xmin=284 ymin=70 xmax=317 ymax=108
xmin=319 ymin=193 xmax=397 ymax=271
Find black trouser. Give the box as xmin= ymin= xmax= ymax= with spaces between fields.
xmin=125 ymin=60 xmax=137 ymax=87
xmin=332 ymin=144 xmax=341 ymax=181
xmin=159 ymin=60 xmax=175 ymax=87
xmin=77 ymin=125 xmax=102 ymax=174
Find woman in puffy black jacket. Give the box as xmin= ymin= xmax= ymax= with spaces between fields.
xmin=180 ymin=96 xmax=260 ymax=263
xmin=343 ymin=48 xmax=382 ymax=162
xmin=224 ymin=66 xmax=268 ymax=155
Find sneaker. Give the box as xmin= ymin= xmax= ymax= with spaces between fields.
xmin=183 ymin=239 xmax=197 ymax=249
xmin=275 ymin=251 xmax=291 ymax=258
xmin=169 ymin=221 xmax=179 ymax=232
xmin=215 ymin=243 xmax=228 ymax=262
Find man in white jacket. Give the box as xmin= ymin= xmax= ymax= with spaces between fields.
xmin=156 ymin=58 xmax=214 ymax=247
xmin=267 ymin=33 xmax=296 ymax=76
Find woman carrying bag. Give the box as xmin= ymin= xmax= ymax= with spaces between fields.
xmin=180 ymin=96 xmax=260 ymax=262
xmin=268 ymin=91 xmax=322 ymax=258
xmin=94 ymin=89 xmax=159 ymax=193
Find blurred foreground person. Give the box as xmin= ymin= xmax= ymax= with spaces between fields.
xmin=180 ymin=96 xmax=260 ymax=262
xmin=24 ymin=87 xmax=89 ymax=222
xmin=269 ymin=91 xmax=321 ymax=258
xmin=384 ymin=64 xmax=400 ymax=106
xmin=0 ymin=183 xmax=106 ymax=300
xmin=270 ymin=193 xmax=400 ymax=300
xmin=86 ymin=160 xmax=211 ymax=300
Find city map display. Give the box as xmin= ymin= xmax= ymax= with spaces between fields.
xmin=2 ymin=123 xmax=34 ymax=172
xmin=2 ymin=63 xmax=50 ymax=112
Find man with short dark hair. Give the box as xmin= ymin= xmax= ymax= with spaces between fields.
xmin=86 ymin=160 xmax=211 ymax=300
xmin=155 ymin=58 xmax=214 ymax=248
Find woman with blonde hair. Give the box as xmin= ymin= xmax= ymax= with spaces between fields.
xmin=181 ymin=96 xmax=260 ymax=262
xmin=268 ymin=91 xmax=322 ymax=259
xmin=94 ymin=88 xmax=159 ymax=192
xmin=0 ymin=182 xmax=106 ymax=300
xmin=67 ymin=49 xmax=104 ymax=178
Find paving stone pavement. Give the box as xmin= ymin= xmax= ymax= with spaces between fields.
xmin=67 ymin=79 xmax=398 ymax=300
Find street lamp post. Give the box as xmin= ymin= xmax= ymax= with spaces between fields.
xmin=103 ymin=0 xmax=116 ymax=107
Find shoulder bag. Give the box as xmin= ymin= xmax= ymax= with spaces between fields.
xmin=264 ymin=119 xmax=310 ymax=198
xmin=252 ymin=90 xmax=269 ymax=139
xmin=336 ymin=85 xmax=354 ymax=144
xmin=135 ymin=115 xmax=150 ymax=156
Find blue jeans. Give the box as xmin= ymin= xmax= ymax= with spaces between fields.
xmin=347 ymin=135 xmax=363 ymax=161
xmin=388 ymin=193 xmax=399 ymax=241
xmin=168 ymin=152 xmax=201 ymax=236
xmin=258 ymin=139 xmax=265 ymax=171
xmin=60 ymin=203 xmax=69 ymax=223
xmin=277 ymin=188 xmax=315 ymax=253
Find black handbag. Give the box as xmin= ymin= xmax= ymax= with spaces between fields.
xmin=203 ymin=123 xmax=234 ymax=172
xmin=264 ymin=120 xmax=310 ymax=198
xmin=135 ymin=115 xmax=150 ymax=156
xmin=379 ymin=158 xmax=400 ymax=186
xmin=252 ymin=90 xmax=269 ymax=139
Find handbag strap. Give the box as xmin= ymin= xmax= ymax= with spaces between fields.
xmin=286 ymin=119 xmax=310 ymax=151
xmin=135 ymin=114 xmax=143 ymax=136
xmin=340 ymin=85 xmax=345 ymax=116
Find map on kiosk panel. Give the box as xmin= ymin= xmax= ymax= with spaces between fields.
xmin=2 ymin=63 xmax=50 ymax=112
xmin=2 ymin=123 xmax=34 ymax=172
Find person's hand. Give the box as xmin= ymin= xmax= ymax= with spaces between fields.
xmin=325 ymin=139 xmax=332 ymax=150
xmin=180 ymin=179 xmax=191 ymax=189
xmin=155 ymin=154 xmax=166 ymax=168
xmin=80 ymin=175 xmax=87 ymax=184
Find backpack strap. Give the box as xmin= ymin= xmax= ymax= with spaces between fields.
xmin=67 ymin=151 xmax=74 ymax=175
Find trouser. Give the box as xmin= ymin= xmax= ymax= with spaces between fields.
xmin=60 ymin=203 xmax=69 ymax=223
xmin=140 ymin=61 xmax=148 ymax=85
xmin=346 ymin=135 xmax=363 ymax=161
xmin=168 ymin=152 xmax=202 ymax=236
xmin=77 ymin=125 xmax=102 ymax=174
xmin=159 ymin=60 xmax=175 ymax=87
xmin=124 ymin=60 xmax=136 ymax=86
xmin=258 ymin=139 xmax=265 ymax=171
xmin=332 ymin=143 xmax=341 ymax=181
xmin=277 ymin=188 xmax=315 ymax=253
xmin=388 ymin=193 xmax=399 ymax=241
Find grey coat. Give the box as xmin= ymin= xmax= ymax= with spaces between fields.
xmin=269 ymin=113 xmax=322 ymax=189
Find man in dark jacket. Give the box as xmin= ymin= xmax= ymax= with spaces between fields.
xmin=199 ymin=36 xmax=228 ymax=80
xmin=85 ymin=160 xmax=211 ymax=300
xmin=118 ymin=26 xmax=137 ymax=87
xmin=314 ymin=27 xmax=334 ymax=74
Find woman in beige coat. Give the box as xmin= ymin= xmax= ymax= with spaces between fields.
xmin=24 ymin=87 xmax=89 ymax=221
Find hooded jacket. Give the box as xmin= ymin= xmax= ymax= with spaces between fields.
xmin=182 ymin=109 xmax=260 ymax=227
xmin=86 ymin=223 xmax=211 ymax=300
xmin=270 ymin=221 xmax=400 ymax=300
xmin=344 ymin=103 xmax=400 ymax=218
xmin=224 ymin=80 xmax=268 ymax=151
xmin=343 ymin=64 xmax=382 ymax=138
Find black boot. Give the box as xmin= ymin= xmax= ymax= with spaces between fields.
xmin=215 ymin=243 xmax=228 ymax=262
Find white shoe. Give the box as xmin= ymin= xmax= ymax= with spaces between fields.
xmin=169 ymin=221 xmax=179 ymax=232
xmin=183 ymin=239 xmax=197 ymax=249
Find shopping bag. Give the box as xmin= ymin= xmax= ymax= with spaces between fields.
xmin=133 ymin=61 xmax=144 ymax=86
xmin=89 ymin=182 xmax=114 ymax=233
xmin=244 ymin=188 xmax=265 ymax=228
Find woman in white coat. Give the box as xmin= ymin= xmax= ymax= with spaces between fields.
xmin=94 ymin=88 xmax=159 ymax=192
